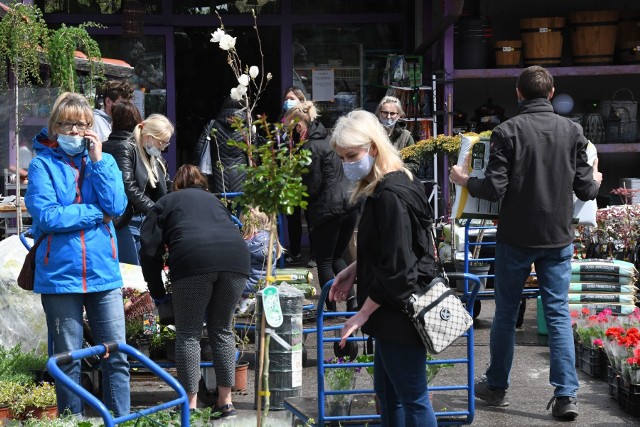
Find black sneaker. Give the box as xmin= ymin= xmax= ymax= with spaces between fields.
xmin=211 ymin=403 xmax=237 ymax=420
xmin=547 ymin=396 xmax=578 ymax=420
xmin=475 ymin=379 xmax=509 ymax=407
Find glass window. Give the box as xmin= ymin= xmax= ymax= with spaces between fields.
xmin=93 ymin=35 xmax=167 ymax=116
xmin=173 ymin=0 xmax=280 ymax=15
xmin=38 ymin=0 xmax=162 ymax=15
xmin=293 ymin=0 xmax=408 ymax=14
xmin=293 ymin=23 xmax=404 ymax=128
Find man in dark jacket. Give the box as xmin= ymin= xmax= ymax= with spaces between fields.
xmin=450 ymin=66 xmax=602 ymax=421
xmin=192 ymin=98 xmax=248 ymax=194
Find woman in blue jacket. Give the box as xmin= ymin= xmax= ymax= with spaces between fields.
xmin=25 ymin=92 xmax=130 ymax=418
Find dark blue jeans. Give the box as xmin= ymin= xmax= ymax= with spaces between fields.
xmin=485 ymin=242 xmax=578 ymax=398
xmin=374 ymin=338 xmax=437 ymax=427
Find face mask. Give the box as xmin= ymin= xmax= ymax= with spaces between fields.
xmin=342 ymin=148 xmax=375 ymax=182
xmin=283 ymin=99 xmax=298 ymax=110
xmin=57 ymin=134 xmax=85 ymax=156
xmin=145 ymin=143 xmax=162 ymax=158
xmin=380 ymin=117 xmax=397 ymax=128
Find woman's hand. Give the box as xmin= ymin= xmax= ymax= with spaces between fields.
xmin=83 ymin=129 xmax=102 ymax=163
xmin=329 ymin=261 xmax=357 ymax=303
xmin=338 ymin=310 xmax=369 ymax=348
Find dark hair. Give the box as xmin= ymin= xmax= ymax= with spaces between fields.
xmin=101 ymin=80 xmax=134 ymax=102
xmin=516 ymin=66 xmax=554 ymax=100
xmin=111 ymin=101 xmax=142 ymax=132
xmin=172 ymin=164 xmax=209 ymax=191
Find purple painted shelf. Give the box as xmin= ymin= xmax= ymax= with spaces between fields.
xmin=454 ymin=64 xmax=640 ymax=79
xmin=595 ymin=143 xmax=640 ymax=153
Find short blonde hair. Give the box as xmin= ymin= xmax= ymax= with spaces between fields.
xmin=241 ymin=206 xmax=283 ymax=258
xmin=375 ymin=95 xmax=406 ymax=118
xmin=47 ymin=92 xmax=94 ymax=139
xmin=330 ymin=110 xmax=411 ymax=203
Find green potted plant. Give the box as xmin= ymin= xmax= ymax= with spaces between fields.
xmin=323 ymin=357 xmax=359 ymax=417
xmin=16 ymin=382 xmax=57 ymax=420
xmin=0 ymin=380 xmax=28 ymax=420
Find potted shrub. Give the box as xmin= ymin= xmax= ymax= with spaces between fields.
xmin=0 ymin=380 xmax=28 ymax=420
xmin=18 ymin=382 xmax=58 ymax=420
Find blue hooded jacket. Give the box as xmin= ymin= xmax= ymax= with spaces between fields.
xmin=244 ymin=230 xmax=277 ymax=295
xmin=25 ymin=128 xmax=128 ymax=294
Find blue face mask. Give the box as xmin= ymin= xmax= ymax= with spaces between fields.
xmin=380 ymin=117 xmax=397 ymax=129
xmin=57 ymin=134 xmax=85 ymax=156
xmin=283 ymin=99 xmax=298 ymax=110
xmin=145 ymin=143 xmax=162 ymax=158
xmin=342 ymin=147 xmax=375 ymax=182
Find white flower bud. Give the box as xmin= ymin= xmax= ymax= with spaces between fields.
xmin=238 ymin=74 xmax=250 ymax=87
xmin=266 ymin=72 xmax=273 ymax=81
xmin=249 ymin=66 xmax=259 ymax=79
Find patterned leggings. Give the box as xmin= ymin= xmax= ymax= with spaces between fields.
xmin=171 ymin=272 xmax=246 ymax=393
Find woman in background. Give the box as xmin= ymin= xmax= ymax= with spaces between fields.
xmin=25 ymin=92 xmax=129 ymax=417
xmin=102 ymin=100 xmax=143 ymax=264
xmin=140 ymin=164 xmax=249 ymax=418
xmin=285 ymin=101 xmax=357 ymax=311
xmin=328 ymin=110 xmax=438 ymax=426
xmin=125 ymin=114 xmax=174 ymax=261
xmin=375 ymin=96 xmax=414 ymax=150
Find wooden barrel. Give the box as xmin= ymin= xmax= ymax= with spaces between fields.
xmin=520 ymin=17 xmax=565 ymax=66
xmin=494 ymin=40 xmax=522 ymax=67
xmin=616 ymin=13 xmax=640 ymax=48
xmin=618 ymin=40 xmax=640 ymax=64
xmin=569 ymin=10 xmax=618 ymax=64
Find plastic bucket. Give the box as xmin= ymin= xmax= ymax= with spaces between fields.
xmin=494 ymin=40 xmax=522 ymax=67
xmin=520 ymin=16 xmax=565 ymax=66
xmin=537 ymin=296 xmax=548 ymax=336
xmin=569 ymin=10 xmax=618 ymax=64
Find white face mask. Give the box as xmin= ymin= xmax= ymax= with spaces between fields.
xmin=342 ymin=147 xmax=375 ymax=182
xmin=57 ymin=134 xmax=85 ymax=155
xmin=380 ymin=117 xmax=397 ymax=128
xmin=145 ymin=142 xmax=162 ymax=158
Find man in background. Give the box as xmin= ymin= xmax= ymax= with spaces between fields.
xmin=93 ymin=80 xmax=134 ymax=142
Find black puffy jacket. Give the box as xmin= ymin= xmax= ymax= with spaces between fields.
xmin=302 ymin=121 xmax=356 ymax=230
xmin=103 ymin=130 xmax=171 ymax=228
xmin=192 ymin=107 xmax=248 ymax=194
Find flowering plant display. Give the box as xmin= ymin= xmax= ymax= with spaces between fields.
xmin=571 ymin=307 xmax=611 ymax=348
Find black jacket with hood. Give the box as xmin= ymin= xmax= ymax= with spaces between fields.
xmin=356 ymin=170 xmax=438 ymax=347
xmin=192 ymin=106 xmax=248 ymax=194
xmin=302 ymin=120 xmax=356 ymax=230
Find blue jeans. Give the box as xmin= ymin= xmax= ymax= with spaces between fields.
xmin=128 ymin=214 xmax=145 ymax=262
xmin=41 ymin=289 xmax=130 ymax=417
xmin=374 ymin=338 xmax=437 ymax=427
xmin=116 ymin=225 xmax=139 ymax=265
xmin=486 ymin=242 xmax=578 ymax=398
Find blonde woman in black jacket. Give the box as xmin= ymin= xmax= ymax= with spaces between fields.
xmin=328 ymin=110 xmax=438 ymax=427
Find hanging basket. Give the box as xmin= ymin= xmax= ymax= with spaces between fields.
xmin=600 ymin=88 xmax=638 ymax=142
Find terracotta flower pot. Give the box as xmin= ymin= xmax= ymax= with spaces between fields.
xmin=232 ymin=361 xmax=249 ymax=392
xmin=24 ymin=405 xmax=58 ymax=420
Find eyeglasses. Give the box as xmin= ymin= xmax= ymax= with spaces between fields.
xmin=57 ymin=122 xmax=89 ymax=132
xmin=156 ymin=138 xmax=170 ymax=148
xmin=380 ymin=111 xmax=399 ymax=118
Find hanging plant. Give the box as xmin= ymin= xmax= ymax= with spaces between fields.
xmin=0 ymin=3 xmax=50 ymax=88
xmin=48 ymin=22 xmax=105 ymax=96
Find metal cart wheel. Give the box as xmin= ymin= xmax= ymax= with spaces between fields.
xmin=333 ymin=340 xmax=358 ymax=360
xmin=473 ymin=300 xmax=481 ymax=319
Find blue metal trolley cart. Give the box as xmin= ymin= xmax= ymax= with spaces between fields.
xmin=46 ymin=342 xmax=190 ymax=427
xmin=283 ymin=275 xmax=481 ymax=426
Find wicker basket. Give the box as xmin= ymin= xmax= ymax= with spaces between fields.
xmin=600 ymin=88 xmax=638 ymax=142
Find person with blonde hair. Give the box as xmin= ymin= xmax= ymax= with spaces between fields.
xmin=286 ymin=101 xmax=358 ymax=311
xmin=26 ymin=92 xmax=129 ymax=417
xmin=328 ymin=110 xmax=438 ymax=426
xmin=237 ymin=206 xmax=283 ymax=315
xmin=375 ymin=95 xmax=414 ymax=150
xmin=140 ymin=164 xmax=250 ymax=418
xmin=124 ymin=113 xmax=174 ymax=262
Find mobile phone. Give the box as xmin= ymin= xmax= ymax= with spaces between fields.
xmin=84 ymin=138 xmax=93 ymax=150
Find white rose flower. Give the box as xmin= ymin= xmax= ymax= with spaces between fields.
xmin=249 ymin=66 xmax=259 ymax=79
xmin=238 ymin=74 xmax=250 ymax=87
xmin=210 ymin=28 xmax=225 ymax=43
xmin=219 ymin=34 xmax=237 ymax=51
